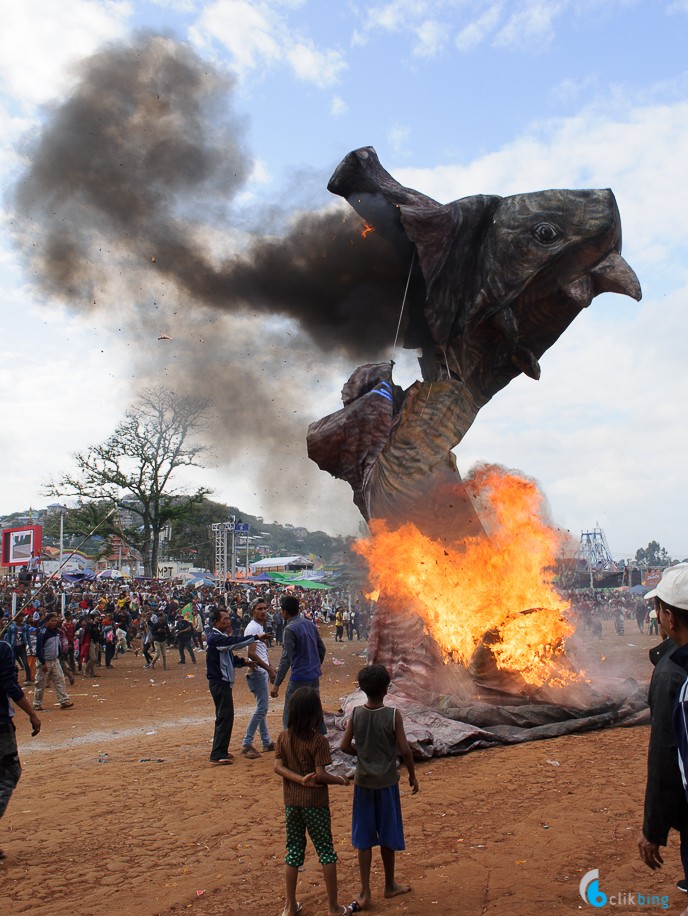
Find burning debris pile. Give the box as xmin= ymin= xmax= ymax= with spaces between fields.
xmin=357 ymin=465 xmax=575 ymax=693
xmin=329 ymin=465 xmax=648 ymax=760
xmin=311 ymin=148 xmax=648 ymax=757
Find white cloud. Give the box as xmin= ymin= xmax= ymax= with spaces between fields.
xmin=550 ymin=74 xmax=598 ymax=103
xmin=0 ymin=291 xmax=131 ymax=516
xmin=192 ymin=0 xmax=282 ymax=72
xmin=667 ymin=0 xmax=688 ymax=12
xmin=494 ymin=0 xmax=565 ymax=50
xmin=364 ymin=0 xmax=429 ymax=32
xmin=388 ymin=123 xmax=411 ymax=156
xmin=455 ymin=3 xmax=504 ymax=51
xmin=330 ymin=95 xmax=348 ymax=116
xmin=150 ymin=0 xmax=200 ymax=10
xmin=412 ymin=18 xmax=447 ymax=57
xmin=358 ymin=0 xmax=639 ymax=55
xmin=192 ymin=0 xmax=346 ymax=86
xmin=0 ymin=0 xmax=130 ymax=108
xmin=286 ymin=41 xmax=347 ymax=86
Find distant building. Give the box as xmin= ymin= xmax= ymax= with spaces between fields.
xmin=251 ymin=555 xmax=314 ymax=574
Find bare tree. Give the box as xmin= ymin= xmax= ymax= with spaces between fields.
xmin=47 ymin=387 xmax=210 ymax=577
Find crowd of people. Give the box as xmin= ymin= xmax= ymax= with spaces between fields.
xmin=566 ymin=587 xmax=657 ymax=637
xmin=0 ymin=575 xmax=369 ymax=689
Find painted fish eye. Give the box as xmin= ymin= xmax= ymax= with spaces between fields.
xmin=532 ymin=222 xmax=561 ymax=244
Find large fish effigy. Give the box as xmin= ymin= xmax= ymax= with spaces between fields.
xmin=308 ymin=148 xmax=647 ymax=756
xmin=309 ymin=147 xmax=641 ymax=542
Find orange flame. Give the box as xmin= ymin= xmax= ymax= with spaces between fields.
xmin=354 ymin=466 xmax=577 ymax=687
xmin=360 ymin=221 xmax=375 ymax=238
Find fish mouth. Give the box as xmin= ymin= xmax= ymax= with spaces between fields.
xmin=560 ymin=252 xmax=642 ymax=308
xmin=590 ymin=251 xmax=642 ymax=300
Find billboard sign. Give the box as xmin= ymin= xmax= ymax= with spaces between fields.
xmin=2 ymin=525 xmax=43 ymax=567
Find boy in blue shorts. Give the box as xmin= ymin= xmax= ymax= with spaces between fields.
xmin=340 ymin=664 xmax=419 ymax=909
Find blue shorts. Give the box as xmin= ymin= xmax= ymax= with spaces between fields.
xmin=351 ymin=784 xmax=405 ymax=851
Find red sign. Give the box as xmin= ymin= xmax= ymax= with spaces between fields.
xmin=642 ymin=567 xmax=663 ymax=588
xmin=1 ymin=525 xmax=42 ymax=567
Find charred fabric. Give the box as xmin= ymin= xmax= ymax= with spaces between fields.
xmin=307 ymin=147 xmax=648 ymax=759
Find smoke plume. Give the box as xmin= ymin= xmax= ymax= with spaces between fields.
xmin=13 ymin=34 xmax=413 ymax=530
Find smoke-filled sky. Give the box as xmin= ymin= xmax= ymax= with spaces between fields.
xmin=2 ymin=1 xmax=688 ymax=558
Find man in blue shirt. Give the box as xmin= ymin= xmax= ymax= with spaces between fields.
xmin=205 ymin=606 xmax=268 ymax=764
xmin=270 ymin=595 xmax=327 ymax=731
xmin=1 ymin=639 xmax=41 ymax=859
xmin=33 ymin=613 xmax=73 ymax=710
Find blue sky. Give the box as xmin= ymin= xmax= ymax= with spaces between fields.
xmin=1 ymin=0 xmax=687 ymax=560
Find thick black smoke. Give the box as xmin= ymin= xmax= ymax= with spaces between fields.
xmin=12 ymin=34 xmax=413 ymax=531
xmin=14 ymin=34 xmax=410 ymax=357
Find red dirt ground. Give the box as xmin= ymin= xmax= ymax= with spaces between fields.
xmin=0 ymin=622 xmax=682 ymax=915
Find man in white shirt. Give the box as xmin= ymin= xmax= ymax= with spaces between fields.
xmin=241 ymin=598 xmax=277 ymax=758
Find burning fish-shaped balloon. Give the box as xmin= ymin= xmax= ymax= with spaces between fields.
xmin=311 ymin=146 xmax=642 ymax=537
xmin=328 ymin=146 xmax=641 ymax=390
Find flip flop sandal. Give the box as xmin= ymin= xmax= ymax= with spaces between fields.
xmin=280 ymin=904 xmax=302 ymax=916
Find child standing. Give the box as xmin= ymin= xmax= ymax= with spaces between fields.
xmin=274 ymin=686 xmax=356 ymax=916
xmin=340 ymin=665 xmax=419 ymax=910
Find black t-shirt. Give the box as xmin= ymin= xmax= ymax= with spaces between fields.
xmin=152 ymin=620 xmax=169 ymax=641
xmin=176 ymin=618 xmax=193 ymax=636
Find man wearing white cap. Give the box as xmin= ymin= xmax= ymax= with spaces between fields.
xmin=638 ymin=563 xmax=688 ymax=894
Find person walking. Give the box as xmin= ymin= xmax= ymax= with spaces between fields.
xmin=83 ymin=614 xmax=102 ymax=678
xmin=33 ymin=613 xmax=74 ymax=710
xmin=61 ymin=610 xmax=77 ymax=680
xmin=334 ymin=608 xmax=344 ymax=643
xmin=150 ymin=616 xmax=170 ymax=671
xmin=205 ymin=607 xmax=265 ymax=765
xmin=176 ymin=613 xmax=196 ymax=665
xmin=0 ymin=639 xmax=41 ymax=860
xmin=2 ymin=613 xmax=32 ymax=686
xmin=141 ymin=611 xmax=154 ymax=668
xmin=271 ymin=596 xmax=327 ymax=732
xmin=241 ymin=598 xmax=277 ymax=759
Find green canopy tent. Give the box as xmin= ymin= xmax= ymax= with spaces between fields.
xmin=293 ymin=580 xmax=332 ymax=590
xmin=267 ymin=571 xmax=332 ymax=590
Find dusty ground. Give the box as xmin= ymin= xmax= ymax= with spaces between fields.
xmin=0 ymin=620 xmax=683 ymax=915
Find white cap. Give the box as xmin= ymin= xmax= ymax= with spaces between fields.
xmin=645 ymin=563 xmax=688 ymax=611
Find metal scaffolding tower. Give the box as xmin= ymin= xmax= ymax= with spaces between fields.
xmin=212 ymin=518 xmax=250 ymax=578
xmin=212 ymin=522 xmax=229 ymax=578
xmin=579 ymin=524 xmax=617 ymax=571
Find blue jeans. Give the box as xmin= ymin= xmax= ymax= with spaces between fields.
xmin=243 ymin=670 xmax=271 ymax=748
xmin=282 ymin=678 xmax=326 ymax=735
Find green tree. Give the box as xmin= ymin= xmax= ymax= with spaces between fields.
xmin=166 ymin=497 xmax=231 ymax=569
xmin=47 ymin=387 xmax=210 ymax=577
xmin=635 ymin=540 xmax=671 ymax=567
xmin=41 ymin=501 xmax=116 ymax=561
